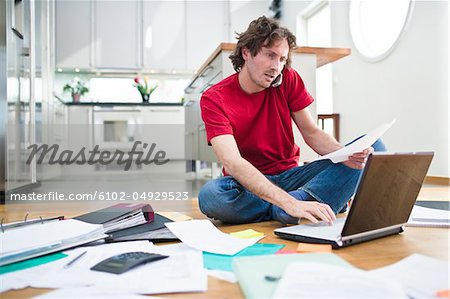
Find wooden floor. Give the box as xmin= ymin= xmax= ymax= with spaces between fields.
xmin=1 ymin=183 xmax=449 ymax=298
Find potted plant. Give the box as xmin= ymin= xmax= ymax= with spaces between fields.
xmin=63 ymin=77 xmax=89 ymax=103
xmin=134 ymin=76 xmax=157 ymax=102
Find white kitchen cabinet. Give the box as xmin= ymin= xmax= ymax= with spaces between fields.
xmin=55 ymin=0 xmax=91 ymax=69
xmin=142 ymin=1 xmax=186 ymax=71
xmin=67 ymin=105 xmax=93 ymax=149
xmin=186 ymin=1 xmax=227 ymax=71
xmin=184 ymin=94 xmax=200 ymax=161
xmin=93 ymin=0 xmax=140 ymax=69
xmin=55 ymin=1 xmax=233 ymax=72
xmin=141 ymin=107 xmax=185 ymax=160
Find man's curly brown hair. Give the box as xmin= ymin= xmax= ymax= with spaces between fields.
xmin=229 ymin=16 xmax=297 ymax=72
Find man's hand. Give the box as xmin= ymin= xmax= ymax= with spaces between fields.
xmin=283 ymin=199 xmax=336 ymax=224
xmin=343 ymin=147 xmax=374 ymax=169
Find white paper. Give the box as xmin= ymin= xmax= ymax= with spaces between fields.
xmin=313 ymin=119 xmax=395 ymax=163
xmin=165 ymin=220 xmax=263 ymax=255
xmin=207 ymin=270 xmax=238 ymax=283
xmin=0 ymin=219 xmax=104 ymax=254
xmin=370 ymin=254 xmax=449 ymax=298
xmin=407 ymin=205 xmax=450 ymax=227
xmin=1 ymin=241 xmax=152 ymax=293
xmin=273 ymin=262 xmax=407 ymax=298
xmin=1 ymin=241 xmax=207 ymax=295
xmin=32 ymin=287 xmax=156 ymax=299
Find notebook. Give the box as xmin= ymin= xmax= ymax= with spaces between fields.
xmin=232 ymin=253 xmax=352 ymax=299
xmin=74 ymin=203 xmax=154 ymax=233
xmin=275 ymin=152 xmax=434 ymax=248
xmin=0 ymin=219 xmax=106 ymax=266
xmin=106 ymin=214 xmax=177 ymax=242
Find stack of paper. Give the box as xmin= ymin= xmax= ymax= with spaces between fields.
xmin=370 ymin=254 xmax=449 ymax=298
xmin=0 ymin=219 xmax=106 ymax=266
xmin=106 ymin=214 xmax=177 ymax=243
xmin=407 ymin=205 xmax=450 ymax=228
xmin=1 ymin=241 xmax=207 ymax=295
xmin=74 ymin=203 xmax=154 ymax=233
xmin=272 ymin=263 xmax=406 ymax=298
xmin=233 ymin=253 xmax=352 ymax=299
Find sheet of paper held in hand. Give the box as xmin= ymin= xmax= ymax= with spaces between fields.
xmin=312 ymin=119 xmax=396 ymax=163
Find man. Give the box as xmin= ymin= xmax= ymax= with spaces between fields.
xmin=199 ymin=16 xmax=385 ymax=225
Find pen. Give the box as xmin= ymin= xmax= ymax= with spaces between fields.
xmin=64 ymin=251 xmax=87 ymax=269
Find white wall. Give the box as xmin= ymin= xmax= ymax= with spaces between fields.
xmin=280 ymin=0 xmax=448 ymax=177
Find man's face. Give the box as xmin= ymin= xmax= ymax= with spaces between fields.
xmin=241 ymin=38 xmax=289 ymax=93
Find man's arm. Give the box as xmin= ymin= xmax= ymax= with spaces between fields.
xmin=210 ymin=134 xmax=336 ymax=223
xmin=292 ymin=108 xmax=372 ymax=169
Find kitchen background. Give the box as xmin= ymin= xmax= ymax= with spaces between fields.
xmin=0 ymin=0 xmax=448 ymax=201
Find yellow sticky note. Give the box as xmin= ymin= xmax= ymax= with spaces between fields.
xmin=229 ymin=229 xmax=264 ymax=239
xmin=157 ymin=211 xmax=193 ymax=222
xmin=296 ymin=242 xmax=332 ymax=253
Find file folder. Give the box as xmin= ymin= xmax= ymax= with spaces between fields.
xmin=0 ymin=219 xmax=107 ymax=266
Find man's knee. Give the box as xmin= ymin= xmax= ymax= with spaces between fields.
xmin=198 ymin=180 xmax=219 ymax=216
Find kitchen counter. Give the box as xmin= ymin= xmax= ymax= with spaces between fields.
xmin=64 ymin=102 xmax=184 ymax=106
xmin=54 ymin=94 xmax=184 ymax=106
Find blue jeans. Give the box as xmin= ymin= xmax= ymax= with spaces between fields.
xmin=198 ymin=139 xmax=386 ymax=224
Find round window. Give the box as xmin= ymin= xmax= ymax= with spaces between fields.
xmin=349 ymin=0 xmax=413 ymax=62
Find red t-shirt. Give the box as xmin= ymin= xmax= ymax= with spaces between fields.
xmin=200 ymin=67 xmax=314 ymax=175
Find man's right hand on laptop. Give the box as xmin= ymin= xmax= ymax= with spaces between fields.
xmin=283 ymin=199 xmax=336 ymax=225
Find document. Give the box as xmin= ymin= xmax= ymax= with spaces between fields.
xmin=407 ymin=205 xmax=450 ymax=228
xmin=272 ymin=262 xmax=407 ymax=298
xmin=370 ymin=254 xmax=449 ymax=298
xmin=232 ymin=252 xmax=352 ymax=299
xmin=165 ymin=220 xmax=263 ymax=255
xmin=0 ymin=219 xmax=106 ymax=266
xmin=312 ymin=119 xmax=395 ymax=163
xmin=0 ymin=241 xmax=207 ymax=295
xmin=33 ymin=287 xmax=152 ymax=299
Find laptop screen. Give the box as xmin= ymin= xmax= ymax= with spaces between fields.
xmin=341 ymin=152 xmax=433 ymax=237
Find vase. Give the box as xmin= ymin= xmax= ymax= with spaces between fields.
xmin=72 ymin=93 xmax=81 ymax=103
xmin=141 ymin=93 xmax=150 ymax=103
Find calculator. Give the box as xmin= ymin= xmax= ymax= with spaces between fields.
xmin=90 ymin=252 xmax=168 ymax=274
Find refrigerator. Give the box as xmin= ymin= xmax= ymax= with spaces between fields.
xmin=1 ymin=0 xmax=40 ymax=203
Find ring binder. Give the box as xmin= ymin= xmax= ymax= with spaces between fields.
xmin=0 ymin=215 xmax=65 ymax=231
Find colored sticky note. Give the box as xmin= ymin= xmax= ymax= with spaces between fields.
xmin=203 ymin=243 xmax=284 ymax=272
xmin=229 ymin=229 xmax=264 ymax=239
xmin=296 ymin=243 xmax=332 ymax=253
xmin=436 ymin=289 xmax=450 ymax=298
xmin=0 ymin=253 xmax=68 ymax=275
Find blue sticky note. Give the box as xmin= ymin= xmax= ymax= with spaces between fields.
xmin=203 ymin=243 xmax=284 ymax=272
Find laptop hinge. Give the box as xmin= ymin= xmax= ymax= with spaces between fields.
xmin=341 ymin=223 xmax=404 ymax=242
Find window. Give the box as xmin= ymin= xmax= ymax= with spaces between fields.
xmin=89 ymin=77 xmax=189 ymax=103
xmin=349 ymin=0 xmax=413 ymax=61
xmin=297 ymin=1 xmax=333 ymax=115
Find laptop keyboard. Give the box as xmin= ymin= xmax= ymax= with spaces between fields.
xmin=277 ymin=218 xmax=346 ymax=241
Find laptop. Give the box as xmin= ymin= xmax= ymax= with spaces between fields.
xmin=274 ymin=152 xmax=434 ymax=248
